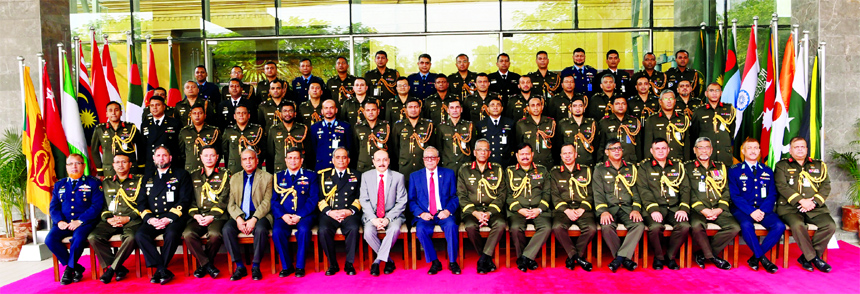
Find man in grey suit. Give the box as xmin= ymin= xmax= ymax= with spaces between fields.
xmin=360 ymin=150 xmax=408 ymax=276
xmin=222 ymin=149 xmax=273 ymax=281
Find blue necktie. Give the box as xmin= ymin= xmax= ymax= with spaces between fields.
xmin=242 ymin=175 xmax=252 ymax=218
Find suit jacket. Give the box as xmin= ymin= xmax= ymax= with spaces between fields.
xmin=408 ymin=167 xmax=459 ymax=219
xmin=228 ymin=169 xmax=274 ymax=223
xmin=359 ymin=169 xmax=407 ymax=224
xmin=271 ymin=169 xmax=319 ymax=219
xmin=729 ymin=162 xmax=777 ymax=216
xmin=141 ymin=115 xmax=184 ymax=172
xmin=50 ymin=176 xmax=105 ymax=225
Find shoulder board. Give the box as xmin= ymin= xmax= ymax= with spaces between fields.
xmin=317 ymin=168 xmax=332 ymax=175
xmin=602 ymin=115 xmax=611 ymax=119
xmin=550 ymin=166 xmax=561 ymax=172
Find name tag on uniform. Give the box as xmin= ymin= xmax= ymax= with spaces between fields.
xmin=332 ymin=138 xmax=340 ymax=149
xmin=167 ymin=191 xmax=175 ymax=202
xmin=109 ymin=199 xmax=118 ymax=212
xmin=668 ymin=189 xmax=676 ymax=197
xmin=500 ymin=135 xmax=507 ymax=144
xmin=698 ymin=181 xmax=707 ymax=192
xmin=761 ymin=187 xmax=767 ymax=198
xmin=802 ymin=178 xmax=811 ymax=187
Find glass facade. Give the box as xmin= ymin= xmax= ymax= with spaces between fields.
xmin=69 ymin=0 xmax=794 ymax=94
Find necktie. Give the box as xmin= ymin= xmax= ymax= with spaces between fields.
xmin=493 ymin=119 xmax=498 ymax=126
xmin=290 ymin=173 xmax=296 ymax=183
xmin=579 ymin=68 xmax=584 ymax=75
xmin=233 ymin=100 xmax=238 ymax=107
xmin=429 ymin=172 xmax=437 ymax=215
xmin=242 ymin=175 xmax=252 ymax=218
xmin=338 ymin=172 xmax=344 ymax=179
xmin=376 ymin=174 xmax=385 ymax=218
xmin=156 ymin=119 xmax=161 ymax=126
xmin=502 ymin=74 xmax=507 ymax=80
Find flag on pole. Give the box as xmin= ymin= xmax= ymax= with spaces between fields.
xmin=78 ymin=40 xmax=99 ymax=141
xmin=766 ymin=34 xmax=795 ymax=168
xmin=733 ymin=27 xmax=761 ymax=160
xmin=90 ymin=33 xmax=111 ymax=123
xmin=42 ymin=63 xmax=69 ymax=178
xmin=102 ymin=42 xmax=123 ymax=107
xmin=692 ymin=26 xmax=707 ymax=74
xmin=62 ymin=51 xmax=91 ymax=175
xmin=802 ymin=56 xmax=822 ymax=159
xmin=127 ymin=41 xmax=144 ymax=126
xmin=721 ymin=28 xmax=740 ymax=111
xmin=711 ymin=28 xmax=726 ymax=87
xmin=759 ymin=29 xmax=777 ymax=163
xmin=783 ymin=36 xmax=807 ymax=156
xmin=22 ymin=66 xmax=56 ymax=213
xmin=166 ymin=43 xmax=181 ymax=107
xmin=144 ymin=42 xmax=160 ymax=106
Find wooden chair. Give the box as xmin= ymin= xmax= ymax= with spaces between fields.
xmin=458 ymin=223 xmax=500 ymax=269
xmin=320 ymin=227 xmax=364 ymax=272
xmin=549 ymin=223 xmax=593 ymax=268
xmin=596 ymin=224 xmax=640 ymax=268
xmin=92 ymin=234 xmax=143 ymax=278
xmin=183 ymin=234 xmax=209 ymax=276
xmin=411 ymin=225 xmax=464 ymax=270
xmin=225 ymin=231 xmax=279 ymax=274
xmin=731 ymin=223 xmax=779 ymax=268
xmin=642 ymin=224 xmax=686 ymax=268
xmin=504 ymin=224 xmax=547 ymax=269
xmin=685 ymin=223 xmax=737 ymax=268
xmin=781 ymin=223 xmax=828 ymax=268
xmin=365 ymin=224 xmax=410 ymax=269
xmin=52 ymin=236 xmax=98 ymax=281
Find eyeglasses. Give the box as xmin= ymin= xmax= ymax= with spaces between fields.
xmin=66 ymin=162 xmax=85 ymax=166
xmin=606 ymin=146 xmax=623 ymax=151
xmin=423 ymin=156 xmax=439 ymax=161
xmin=113 ymin=161 xmax=130 ymax=164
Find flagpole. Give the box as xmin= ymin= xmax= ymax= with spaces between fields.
xmin=127 ymin=31 xmax=133 ymax=122
xmin=73 ymin=36 xmax=80 ymax=100
xmin=820 ymin=41 xmax=826 ymax=156
xmin=731 ymin=19 xmax=737 ymax=45
xmin=802 ymin=30 xmax=810 ymax=85
xmin=792 ymin=24 xmax=799 ymax=54
xmin=772 ymin=14 xmax=779 ymax=91
xmin=37 ymin=53 xmax=44 ymax=115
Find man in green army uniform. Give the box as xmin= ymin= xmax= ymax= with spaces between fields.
xmin=691 ymin=83 xmax=736 ymax=165
xmin=666 ymin=50 xmax=705 ymax=99
xmin=87 ymin=154 xmax=142 ymax=283
xmin=266 ymin=101 xmax=310 ymax=172
xmin=527 ymin=51 xmax=561 ymax=99
xmin=175 ymin=81 xmax=216 ymax=127
xmin=183 ymin=146 xmax=230 ymax=279
xmin=365 ymin=50 xmax=400 ymax=102
xmin=178 ymin=105 xmax=221 ymax=172
xmin=775 ymin=137 xmax=835 ymax=272
xmin=642 ymin=90 xmax=691 ymax=161
xmin=549 ymin=143 xmax=596 ymax=271
xmin=298 ymin=81 xmax=325 ymax=127
xmin=327 ymin=56 xmax=356 ymax=103
xmin=627 ymin=76 xmax=661 ymax=123
xmin=684 ymin=137 xmax=739 ymax=270
xmin=392 ymin=98 xmax=434 ymax=178
xmin=222 ymin=105 xmax=265 ymax=174
xmin=505 ymin=76 xmax=541 ymax=121
xmin=630 ymin=52 xmax=667 ymax=96
xmin=593 ymin=138 xmax=644 ymax=272
xmin=545 ymin=75 xmax=585 ymax=120
xmin=587 ymin=75 xmax=622 ymax=120
xmin=435 ymin=99 xmax=475 ymax=172
xmin=448 ymin=54 xmax=478 ymax=99
xmin=596 ymin=96 xmax=641 ymax=163
xmin=341 ymin=77 xmax=375 ymax=126
xmin=674 ymin=80 xmax=703 ymax=118
xmin=385 ymin=77 xmax=414 ymax=125
xmin=506 ymin=143 xmax=552 ymax=273
xmin=91 ymin=102 xmax=145 ymax=177
xmin=220 ymin=66 xmax=256 ymax=105
xmin=462 ymin=73 xmax=500 ymax=122
xmin=256 ymin=61 xmax=280 ymax=105
xmin=636 ymin=138 xmax=689 ymax=270
xmin=257 ymin=79 xmax=288 ymax=132
xmin=457 ymin=138 xmax=507 ymax=274
xmin=515 ymin=96 xmax=555 ymax=167
xmin=423 ymin=74 xmax=461 ymax=124
xmin=556 ymin=97 xmax=597 ymax=166
xmin=353 ymin=100 xmax=390 ymax=173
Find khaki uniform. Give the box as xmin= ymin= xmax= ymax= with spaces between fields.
xmin=448 ymin=71 xmax=478 ymax=99
xmin=364 ymin=68 xmax=400 ymax=102
xmin=266 ymin=122 xmax=310 ymax=172
xmin=257 ymin=98 xmax=288 ymax=131
xmin=297 ymin=99 xmax=324 ymax=127
xmin=435 ymin=118 xmax=476 ymax=172
xmin=527 ymin=70 xmax=562 ymax=98
xmin=174 ymin=98 xmax=216 ymax=127
xmin=353 ymin=120 xmax=391 ymax=173
xmin=636 ymin=159 xmax=690 ymax=261
xmin=88 ymin=174 xmax=143 ymax=270
xmin=340 ymin=96 xmax=374 ymax=127
xmin=504 ymin=93 xmax=538 ymax=121
xmin=463 ymin=91 xmax=501 ymax=122
xmin=557 ymin=116 xmax=598 ymax=166
xmin=675 ymin=96 xmax=704 ymax=118
xmin=586 ymin=91 xmax=620 ymax=120
xmin=630 ymin=70 xmax=668 ymax=96
xmin=506 ymin=163 xmax=552 ymax=260
xmin=384 ymin=96 xmax=415 ymax=126
xmin=422 ymin=92 xmax=461 ymax=124
xmin=691 ymin=102 xmax=736 ymax=165
xmin=665 ymin=67 xmax=705 ymax=98
xmin=222 ymin=123 xmax=265 ymax=174
xmin=183 ymin=168 xmax=230 ymax=266
xmin=642 ymin=111 xmax=691 ymax=161
xmin=627 ymin=95 xmax=660 ymax=123
xmin=392 ymin=118 xmax=434 ymax=178
xmin=177 ymin=124 xmax=221 ymax=172
xmin=545 ymin=92 xmax=585 ymax=120
xmin=774 ymin=158 xmax=836 ymax=260
xmin=549 ymin=164 xmax=598 ymax=258
xmin=326 ymin=75 xmax=357 ymax=103
xmin=91 ymin=122 xmax=145 ymax=176
xmin=683 ymin=160 xmax=740 ymax=259
xmin=457 ymin=161 xmax=508 ymax=257
xmin=515 ymin=116 xmax=556 ymax=167
xmin=592 ymin=160 xmax=645 ymax=259
xmin=596 ymin=114 xmax=642 ymax=163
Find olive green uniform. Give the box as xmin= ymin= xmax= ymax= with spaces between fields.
xmin=364 ymin=68 xmax=400 ymax=102
xmin=556 ymin=116 xmax=598 ymax=166
xmin=87 ymin=174 xmax=143 ymax=270
xmin=91 ymin=122 xmax=145 ymax=177
xmin=627 ymin=94 xmax=660 ymax=123
xmin=353 ymin=120 xmax=391 ymax=173
xmin=596 ymin=114 xmax=642 ymax=163
xmin=549 ymin=164 xmax=597 ymax=258
xmin=527 ymin=70 xmax=562 ymax=98
xmin=515 ymin=116 xmax=556 ymax=167
xmin=636 ymin=159 xmax=690 ymax=261
xmin=257 ymin=98 xmax=288 ymax=131
xmin=340 ymin=96 xmax=375 ymax=126
xmin=586 ymin=91 xmax=621 ymax=120
xmin=774 ymin=157 xmax=836 ymax=261
xmin=545 ymin=92 xmax=585 ymax=120
xmin=504 ymin=93 xmax=539 ymax=121
xmin=222 ymin=123 xmax=265 ymax=174
xmin=392 ymin=118 xmax=434 ymax=178
xmin=506 ymin=163 xmax=552 ymax=260
xmin=665 ymin=67 xmax=705 ymax=98
xmin=463 ymin=91 xmax=501 ymax=122
xmin=422 ymin=92 xmax=460 ymax=124
xmin=683 ymin=160 xmax=740 ymax=259
xmin=297 ymin=99 xmax=324 ymax=127
xmin=630 ymin=70 xmax=668 ymax=96
xmin=592 ymin=160 xmax=645 ymax=259
xmin=326 ymin=74 xmax=356 ymax=103
xmin=690 ymin=102 xmax=736 ymax=165
xmin=384 ymin=96 xmax=415 ymax=126
xmin=266 ymin=122 xmax=311 ymax=172
xmin=448 ymin=71 xmax=478 ymax=99
xmin=178 ymin=124 xmax=221 ymax=172
xmin=435 ymin=118 xmax=476 ymax=172
xmin=183 ymin=168 xmax=230 ymax=266
xmin=642 ymin=111 xmax=691 ymax=161
xmin=458 ymin=161 xmax=508 ymax=256
xmin=174 ymin=98 xmax=217 ymax=127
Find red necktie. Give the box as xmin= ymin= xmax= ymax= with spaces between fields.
xmin=429 ymin=172 xmax=438 ymax=215
xmin=376 ymin=174 xmax=385 ymax=218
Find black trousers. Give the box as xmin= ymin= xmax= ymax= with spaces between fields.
xmin=319 ymin=213 xmax=361 ymax=266
xmin=222 ymin=218 xmax=272 ymax=265
xmin=135 ymin=218 xmax=187 ymax=271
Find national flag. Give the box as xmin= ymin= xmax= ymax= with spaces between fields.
xmin=127 ymin=41 xmax=145 ymax=126
xmin=711 ymin=28 xmax=726 ymax=87
xmin=144 ymin=42 xmax=160 ymax=106
xmin=721 ymin=28 xmax=740 ymax=110
xmin=62 ymin=51 xmax=91 ymax=175
xmin=733 ymin=27 xmax=761 ymax=160
xmin=22 ymin=66 xmax=56 ymax=213
xmin=77 ymin=40 xmax=99 ymax=141
xmin=90 ymin=33 xmax=111 ymax=123
xmin=759 ymin=29 xmax=777 ymax=163
xmin=166 ymin=43 xmax=181 ymax=107
xmin=802 ymin=56 xmax=822 ymax=159
xmin=101 ymin=42 xmax=123 ymax=107
xmin=783 ymin=37 xmax=808 ymax=157
xmin=42 ymin=63 xmax=69 ymax=177
xmin=766 ymin=34 xmax=795 ymax=168
xmin=691 ymin=26 xmax=707 ymax=74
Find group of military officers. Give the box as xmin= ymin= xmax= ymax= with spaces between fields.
xmin=44 ymin=48 xmax=836 ymax=285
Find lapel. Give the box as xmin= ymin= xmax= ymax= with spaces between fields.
xmin=149 ymin=169 xmax=169 ymax=197
xmin=334 ymin=169 xmax=348 ymax=188
xmin=251 ymin=169 xmax=265 ymax=204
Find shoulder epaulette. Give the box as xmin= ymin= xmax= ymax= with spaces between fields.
xmin=317 ymin=168 xmax=332 ymax=175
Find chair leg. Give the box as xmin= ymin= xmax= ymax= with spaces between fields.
xmin=642 ymin=232 xmax=649 ymax=269
xmin=182 ymin=240 xmax=189 ymax=276
xmin=783 ymin=230 xmax=790 ymax=268
xmin=53 ymin=255 xmax=59 ymax=282
xmin=411 ymin=232 xmax=417 ymax=270
xmin=550 ymin=233 xmax=556 ymax=268
xmin=458 ymin=232 xmax=464 ymax=267
xmin=541 ymin=242 xmax=547 ymax=268
xmin=596 ymin=230 xmax=602 ymax=268
xmin=313 ymin=236 xmax=319 ymax=273
xmin=227 ymin=253 xmax=233 ymax=274
xmin=686 ymin=235 xmax=693 ymax=269
xmin=135 ymin=249 xmax=142 ymax=278
xmin=679 ymin=242 xmax=686 ymax=268
xmin=505 ymin=231 xmax=510 ymax=268
xmin=733 ymin=235 xmax=739 ymax=268
xmin=366 ymin=241 xmax=373 ymax=270
xmin=359 ymin=238 xmax=364 ymax=272
xmin=90 ymin=245 xmax=98 ymax=280
xmin=270 ymin=236 xmax=277 ymax=275
xmin=587 ymin=239 xmax=593 ymax=263
xmin=494 ymin=242 xmax=500 ymax=267
xmin=633 ymin=240 xmax=639 ymax=266
xmin=402 ymin=234 xmax=409 ymax=269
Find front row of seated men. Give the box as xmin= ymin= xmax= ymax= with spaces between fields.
xmin=45 ymin=135 xmax=835 ymax=285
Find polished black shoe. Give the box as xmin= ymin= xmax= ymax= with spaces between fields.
xmin=516 ymin=257 xmax=528 ymax=273
xmin=710 ymin=257 xmax=731 ymax=270
xmin=652 ymin=257 xmax=664 ymax=270
xmin=747 ymin=256 xmax=761 ymax=271
xmin=252 ymin=267 xmax=264 ymax=280
xmin=370 ymin=263 xmax=380 ymax=276
xmin=476 ymin=260 xmax=488 ymax=275
xmin=279 ymin=266 xmax=295 ymax=278
xmin=564 ymin=257 xmax=576 ymax=270
xmin=810 ymin=257 xmax=832 ymax=273
xmin=760 ymin=256 xmax=778 ymax=274
xmin=608 ymin=257 xmax=624 ymax=273
xmin=693 ymin=251 xmax=706 ymax=269
xmin=60 ymin=267 xmax=75 ymax=285
xmin=449 ymin=262 xmax=461 ymax=275
xmin=622 ymin=258 xmax=638 ymax=271
xmin=344 ymin=263 xmax=356 ymax=275
xmin=114 ymin=265 xmax=129 ymax=281
xmin=485 ymin=256 xmax=498 ymax=272
xmin=73 ymin=264 xmax=85 ymax=282
xmin=100 ymin=267 xmax=115 ymax=284
xmin=230 ymin=266 xmax=248 ymax=281
xmin=325 ymin=265 xmax=340 ymax=276
xmin=149 ymin=270 xmax=162 ymax=284
xmin=193 ymin=265 xmax=207 ymax=278
xmin=574 ymin=255 xmax=592 ymax=272
xmin=383 ymin=261 xmax=396 ymax=275
xmin=428 ymin=260 xmax=443 ymax=275
xmin=666 ymin=259 xmax=680 ymax=270
xmin=205 ymin=263 xmax=220 ymax=279
xmin=159 ymin=269 xmax=175 ymax=285
xmin=797 ymin=256 xmax=814 ymax=272
xmin=526 ymin=257 xmax=539 ymax=270
xmin=294 ymin=268 xmax=305 ymax=278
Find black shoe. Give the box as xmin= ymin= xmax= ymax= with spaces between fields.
xmin=159 ymin=269 xmax=175 ymax=285
xmin=383 ymin=261 xmax=396 ymax=275
xmin=797 ymin=256 xmax=814 ymax=272
xmin=344 ymin=263 xmax=356 ymax=275
xmin=60 ymin=267 xmax=75 ymax=285
xmin=710 ymin=257 xmax=731 ymax=270
xmin=526 ymin=257 xmax=539 ymax=270
xmin=666 ymin=259 xmax=680 ymax=270
xmin=252 ymin=267 xmax=263 ymax=280
xmin=428 ymin=260 xmax=442 ymax=275
xmin=564 ymin=256 xmax=576 ymax=270
xmin=516 ymin=257 xmax=528 ymax=273
xmin=294 ymin=268 xmax=305 ymax=278
xmin=370 ymin=263 xmax=380 ymax=276
xmin=622 ymin=258 xmax=638 ymax=271
xmin=230 ymin=266 xmax=248 ymax=281
xmin=486 ymin=256 xmax=497 ymax=272
xmin=694 ymin=251 xmax=706 ymax=269
xmin=193 ymin=265 xmax=207 ymax=278
xmin=476 ymin=260 xmax=488 ymax=275
xmin=449 ymin=262 xmax=461 ymax=275
xmin=205 ymin=263 xmax=220 ymax=279
xmin=99 ymin=267 xmax=115 ymax=284
xmin=747 ymin=256 xmax=761 ymax=271
xmin=760 ymin=256 xmax=778 ymax=274
xmin=114 ymin=265 xmax=129 ymax=281
xmin=325 ymin=265 xmax=340 ymax=276
xmin=608 ymin=257 xmax=623 ymax=273
xmin=810 ymin=257 xmax=832 ymax=273
xmin=574 ymin=255 xmax=592 ymax=272
xmin=149 ymin=270 xmax=162 ymax=284
xmin=279 ymin=266 xmax=295 ymax=278
xmin=652 ymin=257 xmax=664 ymax=270
xmin=73 ymin=264 xmax=85 ymax=282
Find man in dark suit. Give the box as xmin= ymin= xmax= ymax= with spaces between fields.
xmin=194 ymin=65 xmax=221 ymax=104
xmin=218 ymin=78 xmax=257 ymax=129
xmin=291 ymin=59 xmax=328 ymax=103
xmin=406 ymin=53 xmax=437 ymax=100
xmin=318 ymin=147 xmax=363 ymax=276
xmin=486 ymin=53 xmax=521 ymax=105
xmin=140 ymin=96 xmax=183 ymax=176
xmin=223 ymin=149 xmax=273 ymax=281
xmin=360 ymin=150 xmax=408 ymax=276
xmin=408 ymin=146 xmax=461 ymax=275
xmin=271 ymin=147 xmax=319 ymax=278
xmin=476 ymin=96 xmax=516 ymax=167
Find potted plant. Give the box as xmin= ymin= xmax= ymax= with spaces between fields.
xmin=0 ymin=129 xmax=28 ymax=261
xmin=831 ymin=119 xmax=860 ymax=232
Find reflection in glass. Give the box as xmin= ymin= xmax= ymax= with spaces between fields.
xmin=578 ymin=0 xmax=651 ymax=29
xmin=502 ymin=0 xmax=575 ymax=30
xmin=352 ymin=0 xmax=425 ymax=34
xmin=427 ymin=0 xmax=500 ymax=32
xmin=502 ymin=32 xmax=650 ymax=73
xmin=205 ymin=0 xmax=276 ymax=37
xmin=276 ymin=1 xmax=351 ymax=35
xmin=134 ymin=0 xmax=203 ymax=39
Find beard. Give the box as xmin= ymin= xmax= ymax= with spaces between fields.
xmin=156 ymin=162 xmax=170 ymax=169
xmin=68 ymin=171 xmax=84 ymax=180
xmin=521 ymin=89 xmax=531 ymax=94
xmin=574 ymin=61 xmax=585 ymax=66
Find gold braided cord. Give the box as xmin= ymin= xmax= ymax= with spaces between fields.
xmin=321 ymin=182 xmax=337 ymax=205
xmin=799 ymin=163 xmax=828 ymax=193
xmin=366 ymin=124 xmax=391 ymax=152
xmin=338 ymin=85 xmax=355 ymax=102
xmin=665 ymin=114 xmax=690 ymax=146
xmin=237 ymin=126 xmax=264 ymax=154
xmin=613 ymin=166 xmax=637 ymax=200
xmin=111 ymin=126 xmax=137 ymax=154
xmin=477 ymin=166 xmax=503 ymax=203
xmin=508 ymin=169 xmax=532 ymax=199
xmin=283 ymin=125 xmax=308 ymax=152
xmin=543 ymin=71 xmax=561 ymax=93
xmin=460 ymin=81 xmax=475 ymax=97
xmin=376 ymin=76 xmax=397 ymax=96
xmin=193 ymin=128 xmax=219 ymax=155
xmin=409 ymin=122 xmax=434 ymax=153
xmin=452 ymin=123 xmax=474 ymax=156
xmin=572 ymin=120 xmax=596 ymax=152
xmin=642 ymin=106 xmax=657 ymax=118
xmin=568 ymin=167 xmax=591 ymax=201
xmin=115 ymin=177 xmax=143 ymax=216
xmin=201 ymin=177 xmax=227 ymax=204
xmin=712 ymin=106 xmax=736 ymax=133
xmin=535 ymin=120 xmax=555 ymax=152
xmin=274 ymin=184 xmax=298 ymax=208
xmin=659 ymin=164 xmax=685 ymax=198
xmin=705 ymin=164 xmax=728 ymax=201
xmin=616 ymin=119 xmax=641 ymax=145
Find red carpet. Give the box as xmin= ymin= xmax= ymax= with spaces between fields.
xmin=3 ymin=241 xmax=858 ymax=293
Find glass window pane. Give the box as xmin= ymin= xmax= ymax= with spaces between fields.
xmin=578 ymin=0 xmax=651 ymax=29
xmin=208 ymin=39 xmax=278 ymax=85
xmin=725 ymin=0 xmax=791 ymax=26
xmin=71 ymin=1 xmax=132 ymax=40
xmin=279 ymin=38 xmax=351 ymax=80
xmin=135 ymin=0 xmax=203 ymax=39
xmin=205 ymin=0 xmax=276 ymax=37
xmin=502 ymin=0 xmax=575 ymax=30
xmin=427 ymin=0 xmax=500 ymax=32
xmin=352 ymin=34 xmax=500 ymax=77
xmin=277 ymin=1 xmax=351 ymax=35
xmin=351 ymin=0 xmax=425 ymax=34
xmin=502 ymin=32 xmax=651 ymax=74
